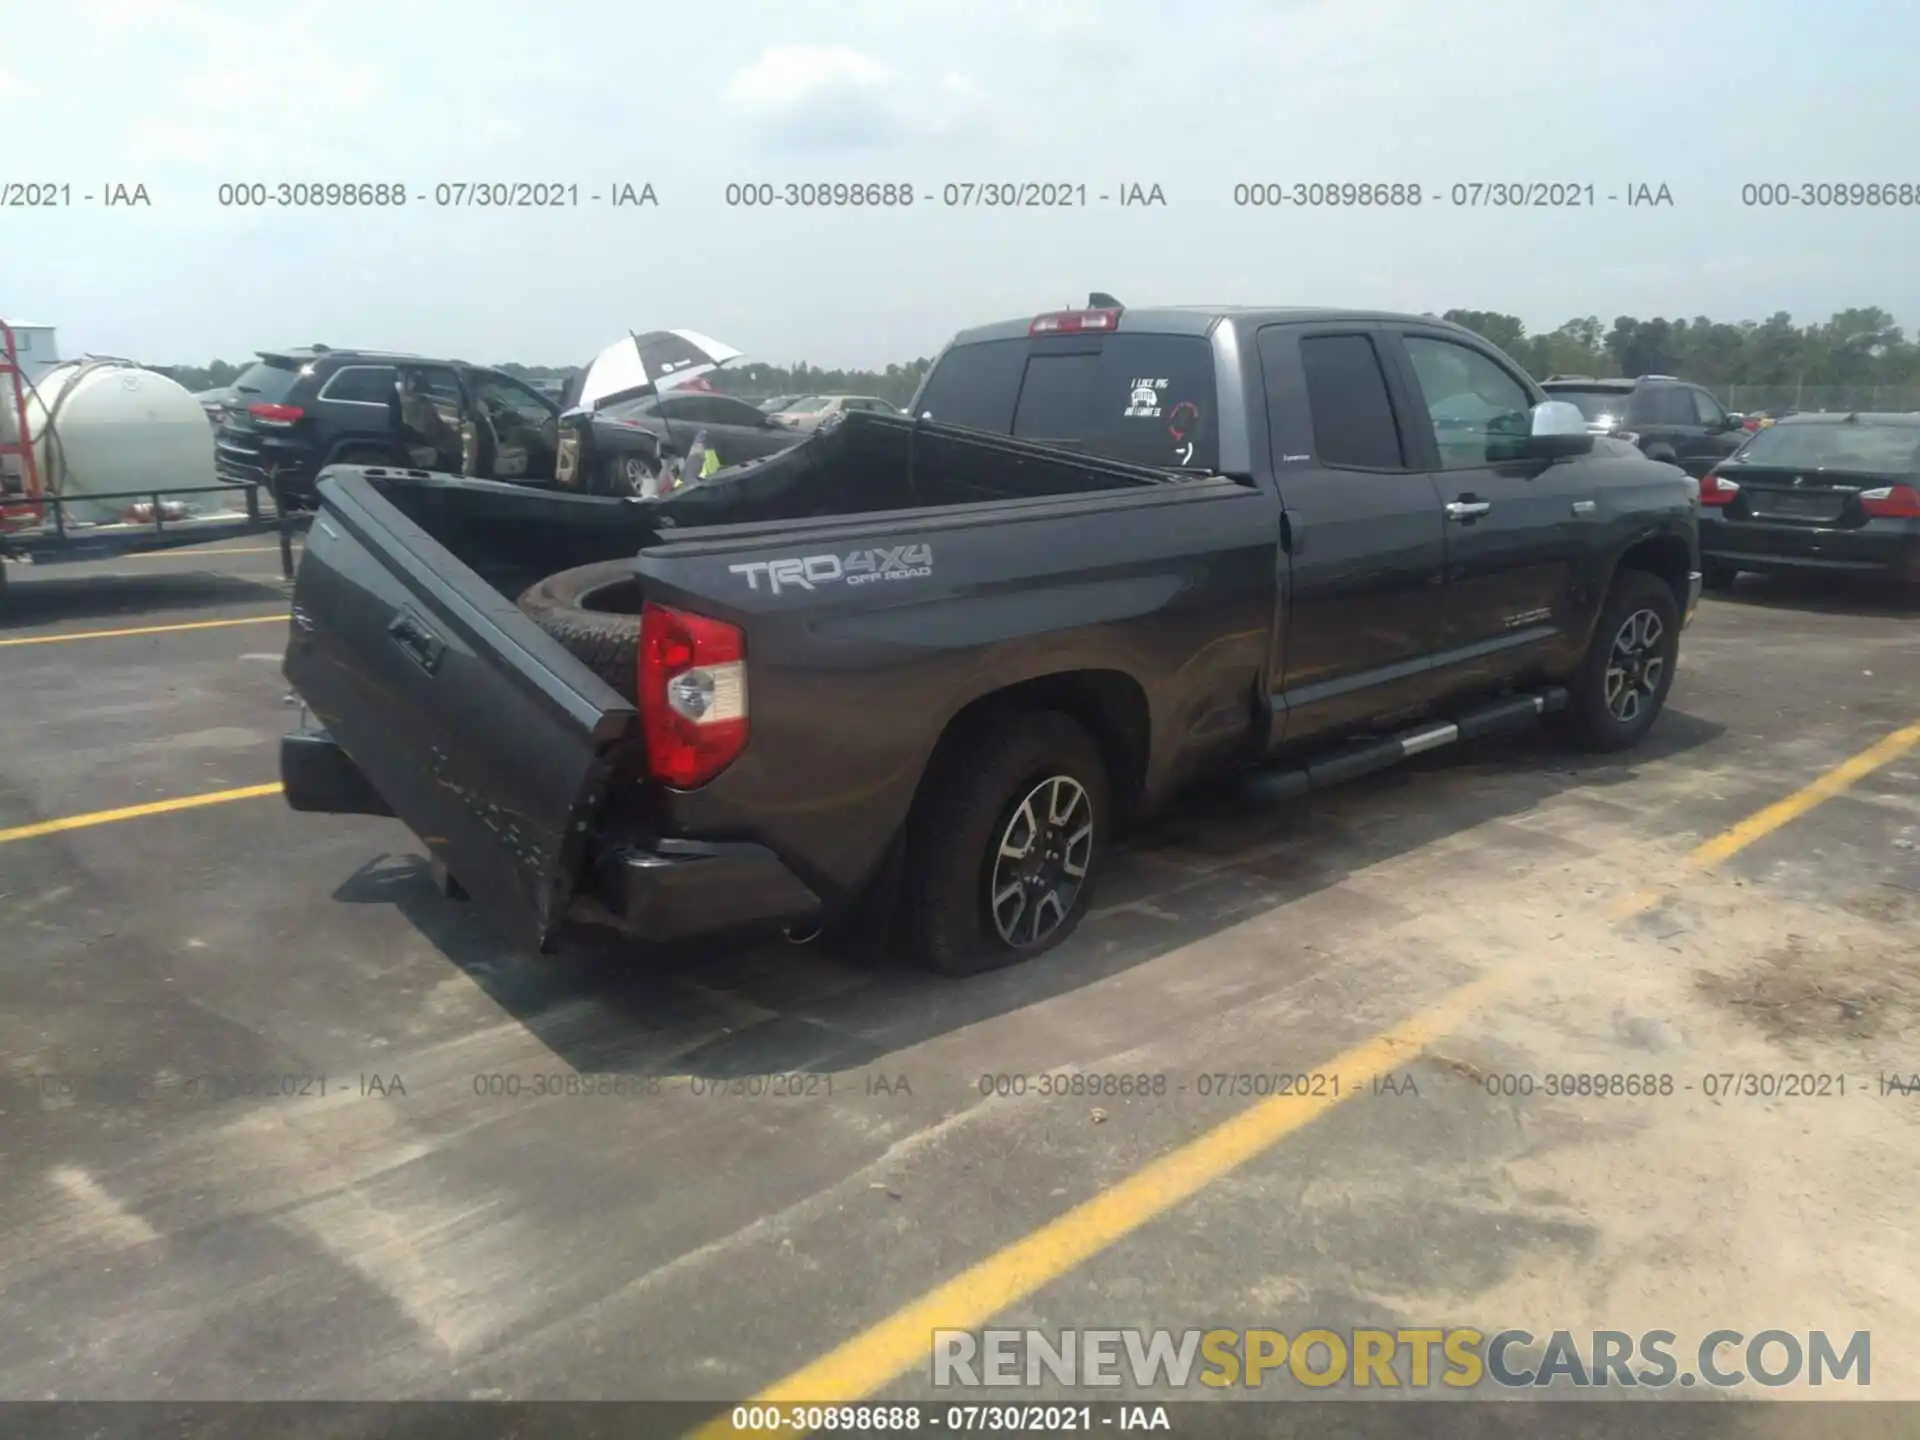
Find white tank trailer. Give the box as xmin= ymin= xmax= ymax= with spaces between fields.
xmin=0 ymin=357 xmax=217 ymax=526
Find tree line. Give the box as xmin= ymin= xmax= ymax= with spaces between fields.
xmin=152 ymin=307 xmax=1918 ymax=408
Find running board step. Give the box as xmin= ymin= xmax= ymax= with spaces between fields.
xmin=1243 ymin=687 xmax=1568 ymax=803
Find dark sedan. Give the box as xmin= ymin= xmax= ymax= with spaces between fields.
xmin=1698 ymin=412 xmax=1920 ymax=587
xmin=558 ymin=388 xmax=807 ymax=496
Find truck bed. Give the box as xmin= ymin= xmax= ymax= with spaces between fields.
xmin=281 ymin=414 xmax=1274 ymax=950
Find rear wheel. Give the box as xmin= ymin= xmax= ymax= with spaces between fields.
xmin=900 ymin=711 xmax=1109 ymax=976
xmin=516 ymin=560 xmax=644 ymax=699
xmin=1563 ymin=569 xmax=1680 ymax=752
xmin=1702 ymin=561 xmax=1739 ymax=591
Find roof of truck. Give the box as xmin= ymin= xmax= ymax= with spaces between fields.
xmin=946 ymin=306 xmax=1487 ymax=345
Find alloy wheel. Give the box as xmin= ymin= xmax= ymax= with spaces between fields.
xmin=1604 ymin=607 xmax=1666 ymax=723
xmin=989 ymin=775 xmax=1094 ymax=948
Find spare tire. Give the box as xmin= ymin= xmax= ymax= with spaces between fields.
xmin=517 ymin=559 xmax=644 ymax=699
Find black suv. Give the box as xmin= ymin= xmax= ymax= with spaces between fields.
xmin=1538 ymin=375 xmax=1746 ymax=477
xmin=216 ymin=347 xmax=561 ymax=508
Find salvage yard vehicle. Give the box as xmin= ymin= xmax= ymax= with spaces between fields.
xmin=215 ymin=346 xmax=563 ymax=509
xmin=1539 ymin=373 xmax=1747 ymax=477
xmin=1697 ymin=410 xmax=1920 ymax=588
xmin=558 ymin=389 xmax=806 ymax=496
xmin=279 ymin=303 xmax=1701 ymax=977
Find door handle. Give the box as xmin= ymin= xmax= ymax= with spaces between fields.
xmin=388 ymin=608 xmax=445 ymax=673
xmin=1445 ymin=500 xmax=1492 ymax=521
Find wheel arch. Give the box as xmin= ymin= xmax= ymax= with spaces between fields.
xmin=1613 ymin=530 xmax=1695 ymax=616
xmin=915 ymin=669 xmax=1152 ymax=823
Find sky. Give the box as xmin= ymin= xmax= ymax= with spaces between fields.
xmin=2 ymin=0 xmax=1917 ymax=371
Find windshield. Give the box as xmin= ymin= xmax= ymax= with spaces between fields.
xmin=1545 ymin=387 xmax=1634 ymax=424
xmin=781 ymin=396 xmax=832 ymax=413
xmin=1733 ymin=420 xmax=1920 ymax=473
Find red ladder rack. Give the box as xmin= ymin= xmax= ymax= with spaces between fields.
xmin=0 ymin=319 xmax=46 ymax=528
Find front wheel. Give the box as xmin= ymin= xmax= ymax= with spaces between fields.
xmin=604 ymin=452 xmax=662 ymax=497
xmin=900 ymin=711 xmax=1110 ymax=976
xmin=1702 ymin=561 xmax=1739 ymax=591
xmin=1563 ymin=570 xmax=1681 ymax=752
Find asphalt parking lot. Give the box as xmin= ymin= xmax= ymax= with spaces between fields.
xmin=2 ymin=545 xmax=1917 ymax=1432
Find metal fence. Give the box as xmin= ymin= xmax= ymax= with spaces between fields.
xmin=1724 ymin=384 xmax=1920 ymax=414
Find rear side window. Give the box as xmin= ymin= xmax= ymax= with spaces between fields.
xmin=1650 ymin=388 xmax=1695 ymax=425
xmin=230 ymin=359 xmax=304 ymax=402
xmin=319 ymin=365 xmax=397 ymax=404
xmin=1298 ymin=335 xmax=1405 ymax=469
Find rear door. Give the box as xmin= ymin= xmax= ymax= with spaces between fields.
xmin=1386 ymin=328 xmax=1592 ymax=692
xmin=283 ymin=471 xmax=639 ymax=950
xmin=1259 ymin=325 xmax=1446 ymax=742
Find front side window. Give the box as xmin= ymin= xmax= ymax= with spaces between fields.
xmin=1402 ymin=335 xmax=1533 ymax=467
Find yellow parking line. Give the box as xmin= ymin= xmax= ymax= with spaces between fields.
xmin=1689 ymin=720 xmax=1920 ymax=867
xmin=0 ymin=613 xmax=289 ymax=647
xmin=122 ymin=544 xmax=298 ymax=559
xmin=1607 ymin=717 xmax=1920 ymax=918
xmin=688 ymin=717 xmax=1920 ymax=1435
xmin=0 ymin=782 xmax=284 ymax=846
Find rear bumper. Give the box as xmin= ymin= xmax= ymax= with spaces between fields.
xmin=1700 ymin=516 xmax=1920 ymax=579
xmin=282 ymin=728 xmax=822 ymax=946
xmin=581 ymin=838 xmax=823 ymax=944
xmin=282 ymin=728 xmax=395 ymax=816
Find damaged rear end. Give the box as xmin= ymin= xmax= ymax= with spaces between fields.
xmin=280 ymin=465 xmax=820 ymax=951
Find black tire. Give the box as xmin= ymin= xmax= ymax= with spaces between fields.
xmin=1563 ymin=569 xmax=1681 ymax=753
xmin=900 ymin=710 xmax=1110 ymax=977
xmin=516 ymin=560 xmax=645 ymax=698
xmin=603 ymin=452 xmax=660 ymax=497
xmin=1702 ymin=561 xmax=1739 ymax=591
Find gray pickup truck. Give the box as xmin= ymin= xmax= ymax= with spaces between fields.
xmin=280 ymin=303 xmax=1701 ymax=975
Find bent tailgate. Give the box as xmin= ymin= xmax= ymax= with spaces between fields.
xmin=282 ymin=468 xmax=638 ymax=951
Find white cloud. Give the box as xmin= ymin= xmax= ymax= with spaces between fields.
xmin=726 ymin=45 xmax=894 ymax=111
xmin=67 ymin=0 xmax=384 ymax=167
xmin=0 ymin=68 xmax=39 ymax=99
xmin=723 ymin=44 xmax=998 ymax=152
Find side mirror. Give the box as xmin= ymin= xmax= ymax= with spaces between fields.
xmin=1522 ymin=400 xmax=1595 ymax=459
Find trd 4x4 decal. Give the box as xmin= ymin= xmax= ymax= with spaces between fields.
xmin=729 ymin=544 xmax=934 ymax=595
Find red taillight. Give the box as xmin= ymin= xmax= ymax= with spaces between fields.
xmin=1698 ymin=470 xmax=1741 ymax=507
xmin=247 ymin=402 xmax=304 ymax=426
xmin=1030 ymin=308 xmax=1121 ymax=336
xmin=1859 ymin=483 xmax=1920 ymax=519
xmin=638 ymin=602 xmax=748 ymax=789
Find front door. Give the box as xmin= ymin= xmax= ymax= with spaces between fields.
xmin=1387 ymin=329 xmax=1593 ymax=696
xmin=1259 ymin=325 xmax=1447 ymax=745
xmin=1684 ymin=386 xmax=1744 ymax=475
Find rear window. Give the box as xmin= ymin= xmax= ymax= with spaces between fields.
xmin=783 ymin=396 xmax=833 ymax=413
xmin=1733 ymin=421 xmax=1920 ymax=473
xmin=229 ymin=358 xmax=305 ymax=402
xmin=919 ymin=333 xmax=1218 ymax=470
xmin=1543 ymin=387 xmax=1635 ymax=423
